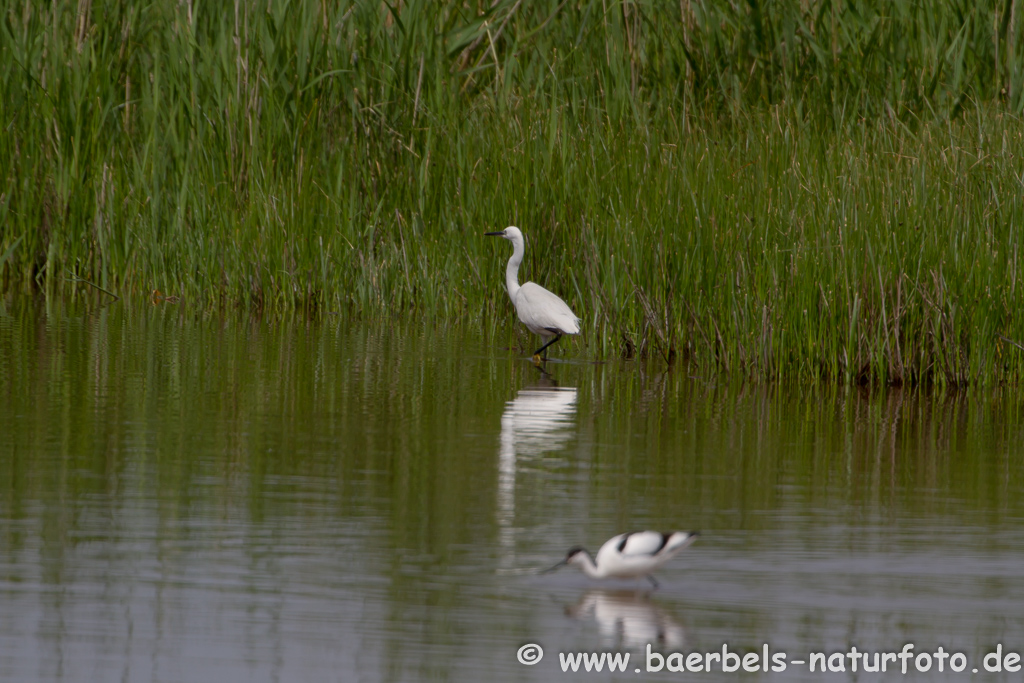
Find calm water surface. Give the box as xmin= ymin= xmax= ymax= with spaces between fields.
xmin=2 ymin=300 xmax=1024 ymax=682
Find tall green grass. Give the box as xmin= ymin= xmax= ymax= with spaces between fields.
xmin=2 ymin=1 xmax=1024 ymax=385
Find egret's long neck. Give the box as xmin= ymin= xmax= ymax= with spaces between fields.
xmin=504 ymin=239 xmax=524 ymax=302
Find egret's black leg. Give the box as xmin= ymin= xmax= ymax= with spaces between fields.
xmin=532 ymin=333 xmax=563 ymax=363
xmin=646 ymin=574 xmax=660 ymax=590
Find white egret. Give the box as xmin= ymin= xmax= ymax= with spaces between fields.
xmin=544 ymin=531 xmax=700 ymax=589
xmin=484 ymin=226 xmax=580 ymax=363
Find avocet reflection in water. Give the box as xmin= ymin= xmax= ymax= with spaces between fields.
xmin=564 ymin=589 xmax=688 ymax=650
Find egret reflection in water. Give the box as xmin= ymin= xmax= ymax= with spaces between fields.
xmin=565 ymin=589 xmax=688 ymax=650
xmin=496 ymin=381 xmax=578 ymax=569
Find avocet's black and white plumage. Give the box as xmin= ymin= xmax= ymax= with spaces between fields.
xmin=545 ymin=531 xmax=700 ymax=588
xmin=485 ymin=226 xmax=580 ymax=362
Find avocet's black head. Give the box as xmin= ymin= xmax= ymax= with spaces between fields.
xmin=562 ymin=546 xmax=596 ymax=569
xmin=565 ymin=546 xmax=587 ymax=560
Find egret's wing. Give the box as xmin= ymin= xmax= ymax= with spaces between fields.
xmin=516 ymin=282 xmax=580 ymax=335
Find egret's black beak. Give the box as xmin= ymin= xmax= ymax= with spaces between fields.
xmin=542 ymin=558 xmax=568 ymax=574
xmin=484 ymin=231 xmax=505 ymax=237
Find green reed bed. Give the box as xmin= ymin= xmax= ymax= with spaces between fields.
xmin=2 ymin=1 xmax=1024 ymax=385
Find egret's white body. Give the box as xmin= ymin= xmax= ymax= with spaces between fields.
xmin=485 ymin=226 xmax=580 ymax=361
xmin=546 ymin=531 xmax=700 ymax=588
